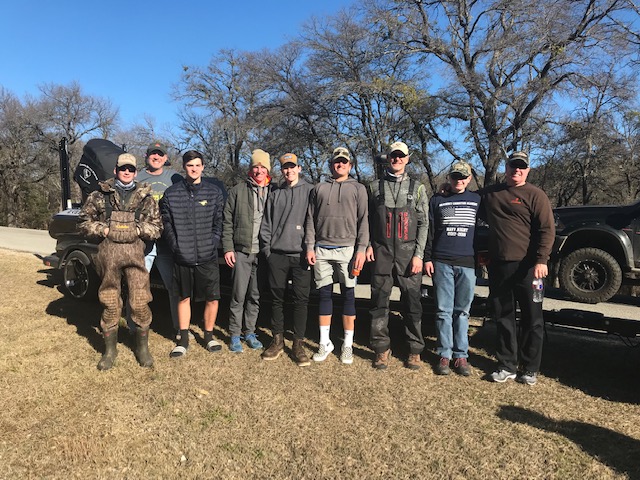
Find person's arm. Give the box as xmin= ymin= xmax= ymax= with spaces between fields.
xmin=365 ymin=183 xmax=376 ymax=262
xmin=413 ymin=183 xmax=429 ymax=260
xmin=222 ymin=186 xmax=237 ymax=267
xmin=532 ymin=189 xmax=556 ymax=278
xmin=78 ymin=192 xmax=109 ymax=239
xmin=260 ymin=192 xmax=274 ymax=258
xmin=138 ymin=195 xmax=163 ymax=241
xmin=159 ymin=194 xmax=177 ymax=253
xmin=354 ymin=183 xmax=370 ymax=254
xmin=423 ymin=195 xmax=436 ymax=262
xmin=304 ymin=188 xmax=318 ymax=265
xmin=211 ymin=186 xmax=224 ymax=250
xmin=222 ymin=187 xmax=236 ymax=253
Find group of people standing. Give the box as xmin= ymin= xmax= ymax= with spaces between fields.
xmin=79 ymin=141 xmax=555 ymax=386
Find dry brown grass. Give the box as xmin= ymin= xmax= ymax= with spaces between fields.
xmin=1 ymin=249 xmax=639 ymax=479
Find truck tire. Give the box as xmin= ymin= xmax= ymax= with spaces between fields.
xmin=559 ymin=247 xmax=623 ymax=304
xmin=63 ymin=250 xmax=99 ymax=301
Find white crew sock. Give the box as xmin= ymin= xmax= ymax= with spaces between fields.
xmin=343 ymin=329 xmax=354 ymax=348
xmin=319 ymin=325 xmax=331 ymax=346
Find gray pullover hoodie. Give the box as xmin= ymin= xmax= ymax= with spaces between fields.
xmin=304 ymin=176 xmax=369 ymax=253
xmin=260 ymin=178 xmax=314 ymax=257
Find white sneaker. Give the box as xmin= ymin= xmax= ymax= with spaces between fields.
xmin=491 ymin=369 xmax=516 ymax=383
xmin=312 ymin=342 xmax=335 ymax=362
xmin=340 ymin=345 xmax=354 ymax=365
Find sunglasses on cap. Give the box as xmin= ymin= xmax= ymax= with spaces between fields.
xmin=331 ymin=158 xmax=349 ymax=165
xmin=117 ymin=165 xmax=136 ymax=173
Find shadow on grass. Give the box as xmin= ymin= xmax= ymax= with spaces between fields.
xmin=45 ymin=295 xmax=103 ymax=352
xmin=468 ymin=317 xmax=640 ymax=403
xmin=539 ymin=324 xmax=640 ymax=404
xmin=498 ymin=405 xmax=640 ymax=480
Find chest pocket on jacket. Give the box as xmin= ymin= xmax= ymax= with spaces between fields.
xmin=107 ymin=210 xmax=138 ymax=243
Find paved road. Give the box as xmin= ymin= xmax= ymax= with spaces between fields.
xmin=2 ymin=226 xmax=638 ymax=330
xmin=0 ymin=226 xmax=56 ymax=256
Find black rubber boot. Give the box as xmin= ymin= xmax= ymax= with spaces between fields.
xmin=135 ymin=328 xmax=154 ymax=368
xmin=97 ymin=329 xmax=118 ymax=371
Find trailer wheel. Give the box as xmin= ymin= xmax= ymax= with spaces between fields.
xmin=63 ymin=250 xmax=99 ymax=301
xmin=559 ymin=247 xmax=622 ymax=304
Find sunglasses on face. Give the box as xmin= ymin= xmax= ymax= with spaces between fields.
xmin=508 ymin=160 xmax=528 ymax=169
xmin=332 ymin=158 xmax=349 ymax=165
xmin=450 ymin=173 xmax=468 ymax=181
xmin=117 ymin=165 xmax=136 ymax=173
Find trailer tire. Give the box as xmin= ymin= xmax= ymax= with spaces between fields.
xmin=63 ymin=250 xmax=99 ymax=301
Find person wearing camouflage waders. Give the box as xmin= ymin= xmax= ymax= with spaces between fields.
xmin=79 ymin=153 xmax=163 ymax=370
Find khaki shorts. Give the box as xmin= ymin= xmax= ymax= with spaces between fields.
xmin=313 ymin=246 xmax=356 ymax=289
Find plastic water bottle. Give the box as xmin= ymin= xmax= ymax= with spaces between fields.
xmin=532 ymin=278 xmax=544 ymax=303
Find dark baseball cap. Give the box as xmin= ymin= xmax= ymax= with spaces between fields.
xmin=146 ymin=141 xmax=169 ymax=156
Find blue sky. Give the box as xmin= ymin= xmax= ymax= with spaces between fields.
xmin=1 ymin=0 xmax=354 ymax=129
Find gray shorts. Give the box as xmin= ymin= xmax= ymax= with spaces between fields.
xmin=313 ymin=246 xmax=356 ymax=289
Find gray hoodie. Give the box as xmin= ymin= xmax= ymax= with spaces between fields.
xmin=260 ymin=178 xmax=314 ymax=257
xmin=304 ymin=177 xmax=369 ymax=253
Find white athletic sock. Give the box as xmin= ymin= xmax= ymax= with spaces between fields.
xmin=319 ymin=325 xmax=331 ymax=346
xmin=343 ymin=329 xmax=354 ymax=348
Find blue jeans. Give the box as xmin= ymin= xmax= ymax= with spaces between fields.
xmin=433 ymin=261 xmax=476 ymax=359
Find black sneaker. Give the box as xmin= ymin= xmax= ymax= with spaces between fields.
xmin=517 ymin=371 xmax=537 ymax=385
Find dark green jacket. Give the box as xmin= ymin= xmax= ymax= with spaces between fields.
xmin=222 ymin=179 xmax=271 ymax=254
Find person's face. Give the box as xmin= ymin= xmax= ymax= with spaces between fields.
xmin=281 ymin=163 xmax=300 ymax=185
xmin=330 ymin=157 xmax=351 ymax=180
xmin=115 ymin=165 xmax=137 ymax=183
xmin=505 ymin=160 xmax=530 ymax=187
xmin=146 ymin=150 xmax=168 ymax=172
xmin=184 ymin=158 xmax=204 ymax=183
xmin=250 ymin=165 xmax=269 ymax=185
xmin=449 ymin=173 xmax=471 ymax=193
xmin=387 ymin=150 xmax=409 ymax=174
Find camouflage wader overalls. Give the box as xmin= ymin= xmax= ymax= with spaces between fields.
xmin=79 ymin=178 xmax=162 ymax=369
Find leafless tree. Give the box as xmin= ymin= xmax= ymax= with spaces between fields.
xmin=174 ymin=49 xmax=260 ymax=173
xmin=371 ymin=0 xmax=636 ymax=186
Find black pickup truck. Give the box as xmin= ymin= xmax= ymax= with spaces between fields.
xmin=552 ymin=200 xmax=640 ymax=304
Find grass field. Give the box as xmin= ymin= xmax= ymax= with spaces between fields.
xmin=1 ymin=249 xmax=639 ymax=479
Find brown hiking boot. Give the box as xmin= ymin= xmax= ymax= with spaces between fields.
xmin=292 ymin=338 xmax=311 ymax=367
xmin=373 ymin=349 xmax=390 ymax=370
xmin=454 ymin=357 xmax=471 ymax=376
xmin=406 ymin=353 xmax=421 ymax=370
xmin=261 ymin=333 xmax=284 ymax=361
xmin=435 ymin=357 xmax=451 ymax=375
